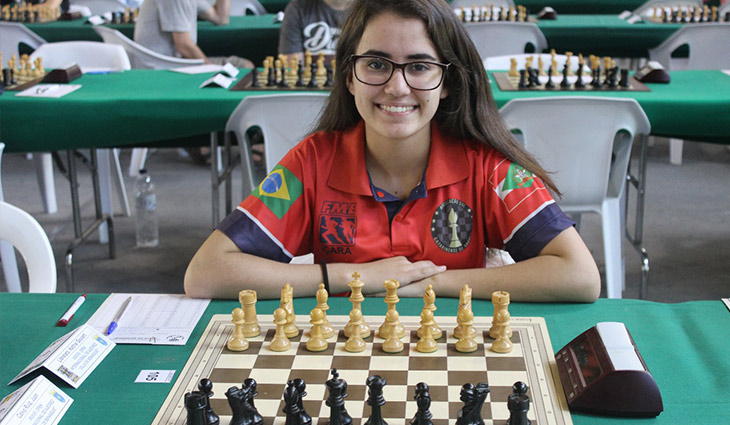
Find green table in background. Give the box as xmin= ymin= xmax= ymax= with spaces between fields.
xmin=1 ymin=293 xmax=728 ymax=424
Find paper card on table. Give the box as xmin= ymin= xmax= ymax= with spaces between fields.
xmin=0 ymin=376 xmax=73 ymax=425
xmin=86 ymin=15 xmax=105 ymax=25
xmin=626 ymin=14 xmax=643 ymax=24
xmin=134 ymin=370 xmax=176 ymax=384
xmin=14 ymin=85 xmax=81 ymax=98
xmin=170 ymin=64 xmax=224 ymax=74
xmin=618 ymin=10 xmax=632 ymax=19
xmin=722 ymin=298 xmax=730 ymax=313
xmin=723 ymin=71 xmax=730 ymax=78
xmin=221 ymin=62 xmax=240 ymax=78
xmin=199 ymin=73 xmax=235 ymax=89
xmin=8 ymin=324 xmax=115 ymax=388
xmin=86 ymin=294 xmax=210 ymax=345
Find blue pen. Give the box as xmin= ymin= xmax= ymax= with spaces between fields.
xmin=107 ymin=297 xmax=132 ymax=335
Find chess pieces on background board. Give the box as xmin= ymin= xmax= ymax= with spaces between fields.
xmin=648 ymin=4 xmax=730 ymax=23
xmin=231 ymin=51 xmax=335 ymax=91
xmin=455 ymin=4 xmax=530 ymax=23
xmin=1 ymin=53 xmax=47 ymax=91
xmin=0 ymin=1 xmax=59 ymax=23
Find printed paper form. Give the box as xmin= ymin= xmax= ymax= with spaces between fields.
xmin=723 ymin=298 xmax=730 ymax=313
xmin=87 ymin=294 xmax=210 ymax=345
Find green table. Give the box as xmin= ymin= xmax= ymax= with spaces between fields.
xmin=1 ymin=293 xmax=728 ymax=424
xmin=1 ymin=69 xmax=728 ymax=153
xmin=24 ymin=14 xmax=683 ymax=62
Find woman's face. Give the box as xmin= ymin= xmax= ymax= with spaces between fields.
xmin=347 ymin=12 xmax=448 ymax=146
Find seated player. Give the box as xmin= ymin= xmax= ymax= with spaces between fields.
xmin=185 ymin=0 xmax=601 ymax=302
xmin=278 ymin=0 xmax=354 ymax=62
xmin=134 ymin=0 xmax=253 ymax=68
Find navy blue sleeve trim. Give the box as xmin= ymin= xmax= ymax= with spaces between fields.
xmin=504 ymin=203 xmax=575 ymax=262
xmin=216 ymin=209 xmax=292 ymax=263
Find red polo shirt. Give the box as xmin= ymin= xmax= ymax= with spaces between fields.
xmin=218 ymin=121 xmax=572 ymax=267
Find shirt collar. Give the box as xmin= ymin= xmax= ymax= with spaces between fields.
xmin=328 ymin=120 xmax=470 ymax=195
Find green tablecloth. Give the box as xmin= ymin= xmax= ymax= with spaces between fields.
xmin=0 ymin=293 xmax=728 ymax=424
xmin=1 ymin=69 xmax=728 ymax=153
xmin=24 ymin=14 xmax=683 ymax=62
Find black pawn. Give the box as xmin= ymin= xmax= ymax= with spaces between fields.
xmin=324 ymin=66 xmax=334 ymax=87
xmin=198 ymin=378 xmax=220 ymax=425
xmin=266 ymin=66 xmax=276 ymax=86
xmin=283 ymin=380 xmax=301 ymax=425
xmin=574 ymin=63 xmax=585 ymax=88
xmin=544 ymin=66 xmax=555 ymax=89
xmin=250 ymin=67 xmax=260 ymax=88
xmin=410 ymin=382 xmax=433 ymax=425
xmin=185 ymin=391 xmax=208 ymax=425
xmin=507 ymin=381 xmax=531 ymax=425
xmin=325 ymin=369 xmax=352 ymax=425
xmin=293 ymin=378 xmax=312 ymax=425
xmin=295 ymin=62 xmax=305 ymax=87
xmin=517 ymin=69 xmax=528 ymax=88
xmin=278 ymin=64 xmax=289 ymax=88
xmin=365 ymin=375 xmax=388 ymax=425
xmin=244 ymin=378 xmax=263 ymax=425
xmin=619 ymin=69 xmax=630 ymax=88
xmin=591 ymin=68 xmax=601 ymax=88
xmin=560 ymin=64 xmax=570 ymax=88
xmin=307 ymin=62 xmax=318 ymax=88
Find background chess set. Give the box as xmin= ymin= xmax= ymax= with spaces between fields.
xmin=153 ymin=314 xmax=572 ymax=425
xmin=643 ymin=5 xmax=730 ymax=23
xmin=454 ymin=5 xmax=535 ymax=23
xmin=231 ymin=54 xmax=334 ymax=92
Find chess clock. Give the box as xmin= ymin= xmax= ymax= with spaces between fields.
xmin=555 ymin=322 xmax=663 ymax=417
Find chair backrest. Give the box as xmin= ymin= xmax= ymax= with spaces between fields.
xmin=464 ymin=22 xmax=547 ymax=59
xmin=633 ymin=0 xmax=703 ymax=17
xmin=225 ymin=93 xmax=329 ymax=199
xmin=93 ymin=26 xmax=204 ymax=69
xmin=483 ymin=53 xmax=575 ymax=72
xmin=230 ymin=0 xmax=267 ymax=16
xmin=648 ymin=24 xmax=730 ymax=70
xmin=452 ymin=0 xmax=514 ymax=8
xmin=720 ymin=3 xmax=730 ymax=16
xmin=71 ymin=0 xmax=126 ymax=15
xmin=499 ymin=97 xmax=650 ymax=211
xmin=29 ymin=41 xmax=131 ymax=73
xmin=0 ymin=201 xmax=57 ymax=293
xmin=0 ymin=22 xmax=47 ymax=59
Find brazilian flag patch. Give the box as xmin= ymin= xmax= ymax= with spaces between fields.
xmin=253 ymin=165 xmax=303 ymax=219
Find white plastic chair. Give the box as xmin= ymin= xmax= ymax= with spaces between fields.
xmin=0 ymin=201 xmax=57 ymax=293
xmin=29 ymin=41 xmax=132 ymax=226
xmin=499 ymin=97 xmax=651 ymax=299
xmin=230 ymin=0 xmax=266 ymax=15
xmin=464 ymin=22 xmax=548 ymax=60
xmin=720 ymin=3 xmax=730 ymax=16
xmin=648 ymin=23 xmax=730 ymax=165
xmin=0 ymin=143 xmax=22 ymax=292
xmin=633 ymin=0 xmax=703 ymax=17
xmin=225 ymin=93 xmax=329 ymax=200
xmin=94 ymin=26 xmax=204 ymax=176
xmin=71 ymin=0 xmax=126 ymax=15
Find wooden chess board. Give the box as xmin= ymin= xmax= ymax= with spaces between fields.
xmin=152 ymin=314 xmax=572 ymax=425
xmin=493 ymin=72 xmax=650 ymax=92
xmin=230 ymin=69 xmax=332 ymax=92
xmin=2 ymin=72 xmax=46 ymax=92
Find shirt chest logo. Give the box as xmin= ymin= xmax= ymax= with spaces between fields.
xmin=319 ymin=201 xmax=357 ymax=254
xmin=431 ymin=199 xmax=473 ymax=253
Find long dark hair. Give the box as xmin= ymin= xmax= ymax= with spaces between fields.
xmin=313 ymin=0 xmax=559 ymax=193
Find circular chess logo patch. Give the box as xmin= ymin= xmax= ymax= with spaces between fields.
xmin=431 ymin=199 xmax=473 ymax=253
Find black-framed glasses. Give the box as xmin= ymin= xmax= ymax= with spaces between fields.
xmin=350 ymin=55 xmax=450 ymax=91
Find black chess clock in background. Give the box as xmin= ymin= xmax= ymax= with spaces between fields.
xmin=555 ymin=322 xmax=663 ymax=417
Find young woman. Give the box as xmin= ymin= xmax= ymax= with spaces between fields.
xmin=185 ymin=0 xmax=600 ymax=302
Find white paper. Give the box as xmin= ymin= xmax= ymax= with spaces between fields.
xmin=199 ymin=73 xmax=235 ymax=89
xmin=134 ymin=370 xmax=176 ymax=384
xmin=86 ymin=15 xmax=105 ymax=25
xmin=14 ymin=84 xmax=81 ymax=98
xmin=722 ymin=298 xmax=730 ymax=312
xmin=722 ymin=71 xmax=730 ymax=78
xmin=618 ymin=10 xmax=632 ymax=19
xmin=0 ymin=376 xmax=73 ymax=425
xmin=9 ymin=324 xmax=115 ymax=388
xmin=170 ymin=64 xmax=225 ymax=74
xmin=626 ymin=14 xmax=643 ymax=24
xmin=86 ymin=294 xmax=210 ymax=345
xmin=221 ymin=62 xmax=240 ymax=78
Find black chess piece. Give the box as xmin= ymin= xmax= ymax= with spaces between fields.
xmin=2 ymin=68 xmax=11 ymax=87
xmin=410 ymin=382 xmax=433 ymax=425
xmin=574 ymin=63 xmax=585 ymax=88
xmin=605 ymin=66 xmax=619 ymax=88
xmin=619 ymin=69 xmax=630 ymax=88
xmin=455 ymin=383 xmax=490 ymax=425
xmin=326 ymin=369 xmax=352 ymax=425
xmin=560 ymin=64 xmax=570 ymax=88
xmin=544 ymin=66 xmax=555 ymax=89
xmin=283 ymin=380 xmax=302 ymax=425
xmin=278 ymin=63 xmax=290 ymax=87
xmin=507 ymin=381 xmax=531 ymax=425
xmin=267 ymin=66 xmax=276 ymax=86
xmin=292 ymin=378 xmax=312 ymax=425
xmin=250 ymin=67 xmax=260 ymax=88
xmin=591 ymin=68 xmax=601 ymax=88
xmin=185 ymin=391 xmax=208 ymax=425
xmin=324 ymin=66 xmax=334 ymax=87
xmin=244 ymin=378 xmax=263 ymax=425
xmin=198 ymin=378 xmax=220 ymax=425
xmin=295 ymin=62 xmax=305 ymax=87
xmin=525 ymin=67 xmax=536 ymax=87
xmin=365 ymin=375 xmax=388 ymax=425
xmin=226 ymin=385 xmax=252 ymax=425
xmin=307 ymin=62 xmax=318 ymax=88
xmin=517 ymin=69 xmax=528 ymax=88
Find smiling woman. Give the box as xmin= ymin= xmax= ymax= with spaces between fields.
xmin=184 ymin=0 xmax=601 ymax=303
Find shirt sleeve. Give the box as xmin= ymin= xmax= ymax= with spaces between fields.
xmin=484 ymin=156 xmax=574 ymax=262
xmin=158 ymin=0 xmax=197 ymax=33
xmin=278 ymin=0 xmax=306 ymax=54
xmin=217 ymin=139 xmax=315 ymax=262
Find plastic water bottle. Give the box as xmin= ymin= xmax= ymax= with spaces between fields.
xmin=134 ymin=169 xmax=159 ymax=247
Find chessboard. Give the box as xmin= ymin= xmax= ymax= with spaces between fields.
xmin=642 ymin=5 xmax=729 ymax=23
xmin=152 ymin=313 xmax=572 ymax=425
xmin=493 ymin=71 xmax=650 ymax=92
xmin=2 ymin=71 xmax=47 ymax=92
xmin=230 ymin=68 xmax=332 ymax=92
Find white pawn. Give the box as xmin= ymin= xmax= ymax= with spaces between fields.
xmin=306 ymin=308 xmax=328 ymax=352
xmin=344 ymin=309 xmax=366 ymax=353
xmin=269 ymin=308 xmax=290 ymax=352
xmin=227 ymin=308 xmax=249 ymax=351
xmin=491 ymin=322 xmax=513 ymax=354
xmin=455 ymin=308 xmax=477 ymax=353
xmin=416 ymin=310 xmax=438 ymax=353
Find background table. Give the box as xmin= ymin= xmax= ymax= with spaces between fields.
xmin=24 ymin=14 xmax=685 ymax=63
xmin=1 ymin=293 xmax=728 ymax=424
